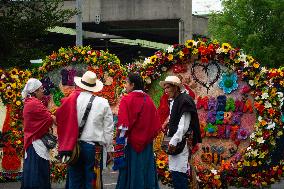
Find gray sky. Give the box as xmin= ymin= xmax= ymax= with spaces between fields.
xmin=193 ymin=0 xmax=223 ymax=15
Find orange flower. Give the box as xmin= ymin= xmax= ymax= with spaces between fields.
xmin=268 ymin=108 xmax=275 ymax=116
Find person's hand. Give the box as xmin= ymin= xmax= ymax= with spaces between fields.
xmin=167 ymin=144 xmax=176 ymax=154
xmin=51 ymin=115 xmax=57 ymax=125
xmin=61 ymin=155 xmax=70 ymax=163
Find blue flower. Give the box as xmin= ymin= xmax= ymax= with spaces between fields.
xmin=219 ymin=73 xmax=238 ymax=94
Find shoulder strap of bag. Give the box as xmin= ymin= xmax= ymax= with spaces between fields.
xmin=78 ymin=95 xmax=96 ymax=137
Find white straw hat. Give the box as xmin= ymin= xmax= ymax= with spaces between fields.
xmin=74 ymin=71 xmax=103 ymax=92
xmin=159 ymin=75 xmax=185 ymax=91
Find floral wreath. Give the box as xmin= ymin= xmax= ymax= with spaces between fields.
xmin=0 ymin=46 xmax=127 ymax=182
xmin=128 ymin=39 xmax=284 ymax=188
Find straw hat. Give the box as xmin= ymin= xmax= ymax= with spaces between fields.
xmin=159 ymin=75 xmax=185 ymax=91
xmin=74 ymin=71 xmax=103 ymax=92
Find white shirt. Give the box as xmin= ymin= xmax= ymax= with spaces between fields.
xmin=76 ymin=92 xmax=114 ymax=152
xmin=168 ymin=99 xmax=191 ymax=173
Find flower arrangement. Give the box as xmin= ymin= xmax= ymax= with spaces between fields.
xmin=35 ymin=46 xmax=127 ymax=105
xmin=131 ymin=39 xmax=284 ymax=188
xmin=0 ymin=46 xmax=127 ymax=182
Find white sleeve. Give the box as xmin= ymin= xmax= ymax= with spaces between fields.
xmin=103 ymin=101 xmax=114 ymax=152
xmin=169 ymin=112 xmax=191 ymax=146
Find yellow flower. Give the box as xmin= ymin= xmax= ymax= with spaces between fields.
xmin=212 ymin=39 xmax=219 ymax=45
xmin=157 ymin=160 xmax=166 ymax=169
xmin=150 ymin=55 xmax=157 ymax=63
xmin=253 ymin=62 xmax=260 ymax=68
xmin=16 ymin=101 xmax=21 ymax=106
xmin=167 ymin=54 xmax=173 ymax=61
xmin=192 ymin=48 xmax=198 ymax=55
xmin=221 ymin=43 xmax=232 ymax=53
xmin=16 ymin=140 xmax=22 ymax=145
xmin=179 ymin=51 xmax=184 ymax=57
xmin=185 ymin=39 xmax=195 ymax=48
xmin=6 ymin=89 xmax=14 ymax=98
xmin=81 ymin=50 xmax=86 ymax=55
xmin=0 ymin=82 xmax=6 ymax=90
xmin=11 ymin=83 xmax=17 ymax=89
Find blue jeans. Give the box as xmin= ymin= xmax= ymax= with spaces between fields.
xmin=171 ymin=171 xmax=189 ymax=189
xmin=68 ymin=141 xmax=96 ymax=189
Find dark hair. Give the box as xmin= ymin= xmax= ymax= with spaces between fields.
xmin=128 ymin=72 xmax=144 ymax=91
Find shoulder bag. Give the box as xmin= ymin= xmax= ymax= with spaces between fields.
xmin=66 ymin=95 xmax=96 ymax=165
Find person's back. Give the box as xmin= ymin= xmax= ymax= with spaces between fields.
xmin=77 ymin=91 xmax=113 ymax=150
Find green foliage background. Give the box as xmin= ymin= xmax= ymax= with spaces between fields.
xmin=0 ymin=0 xmax=77 ymax=69
xmin=208 ymin=0 xmax=284 ymax=68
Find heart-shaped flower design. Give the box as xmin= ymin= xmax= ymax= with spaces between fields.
xmin=191 ymin=61 xmax=221 ymax=92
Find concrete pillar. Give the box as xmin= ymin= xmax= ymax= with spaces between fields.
xmin=180 ymin=0 xmax=193 ymax=44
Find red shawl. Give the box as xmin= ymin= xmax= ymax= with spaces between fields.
xmin=117 ymin=92 xmax=162 ymax=153
xmin=56 ymin=89 xmax=81 ymax=153
xmin=23 ymin=97 xmax=53 ymax=150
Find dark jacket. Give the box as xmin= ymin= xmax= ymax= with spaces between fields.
xmin=168 ymin=92 xmax=202 ymax=146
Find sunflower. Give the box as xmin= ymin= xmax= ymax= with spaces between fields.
xmin=221 ymin=43 xmax=232 ymax=53
xmin=157 ymin=160 xmax=166 ymax=169
xmin=6 ymin=89 xmax=14 ymax=98
xmin=185 ymin=39 xmax=195 ymax=48
xmin=9 ymin=68 xmax=19 ymax=78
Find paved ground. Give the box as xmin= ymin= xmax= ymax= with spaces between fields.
xmin=1 ymin=168 xmax=284 ymax=189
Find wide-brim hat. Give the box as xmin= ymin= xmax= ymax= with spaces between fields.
xmin=74 ymin=71 xmax=103 ymax=92
xmin=159 ymin=75 xmax=185 ymax=91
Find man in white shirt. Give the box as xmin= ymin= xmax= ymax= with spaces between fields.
xmin=57 ymin=71 xmax=114 ymax=189
xmin=160 ymin=76 xmax=202 ymax=189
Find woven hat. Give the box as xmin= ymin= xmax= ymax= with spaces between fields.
xmin=159 ymin=75 xmax=185 ymax=91
xmin=74 ymin=71 xmax=103 ymax=92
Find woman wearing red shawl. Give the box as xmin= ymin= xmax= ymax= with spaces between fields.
xmin=21 ymin=78 xmax=56 ymax=189
xmin=115 ymin=72 xmax=162 ymax=189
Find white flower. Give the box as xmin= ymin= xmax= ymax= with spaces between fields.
xmin=261 ymin=92 xmax=269 ymax=99
xmin=255 ymin=96 xmax=260 ymax=100
xmin=250 ymin=132 xmax=255 ymax=139
xmin=261 ymin=67 xmax=268 ymax=73
xmin=266 ymin=122 xmax=275 ymax=130
xmin=258 ymin=116 xmax=263 ymax=122
xmin=251 ymin=149 xmax=259 ymax=157
xmin=144 ymin=57 xmax=150 ymax=64
xmin=166 ymin=45 xmax=174 ymax=53
xmin=264 ymin=101 xmax=272 ymax=108
xmin=243 ymin=61 xmax=249 ymax=68
xmin=1 ymin=74 xmax=5 ymax=79
xmin=216 ymin=48 xmax=222 ymax=54
xmin=193 ymin=41 xmax=198 ymax=46
xmin=239 ymin=54 xmax=247 ymax=62
xmin=249 ymin=80 xmax=254 ymax=86
xmin=256 ymin=137 xmax=265 ymax=144
xmin=196 ymin=175 xmax=201 ymax=182
xmin=211 ymin=169 xmax=218 ymax=175
xmin=247 ymin=146 xmax=252 ymax=151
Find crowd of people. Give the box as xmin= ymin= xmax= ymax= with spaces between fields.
xmin=20 ymin=70 xmax=202 ymax=189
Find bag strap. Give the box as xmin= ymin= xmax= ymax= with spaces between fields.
xmin=78 ymin=95 xmax=96 ymax=137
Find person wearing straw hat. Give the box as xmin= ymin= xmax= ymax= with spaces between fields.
xmin=21 ymin=78 xmax=56 ymax=189
xmin=160 ymin=75 xmax=202 ymax=189
xmin=56 ymin=71 xmax=114 ymax=189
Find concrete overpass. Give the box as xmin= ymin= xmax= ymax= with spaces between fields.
xmin=62 ymin=0 xmax=208 ymax=44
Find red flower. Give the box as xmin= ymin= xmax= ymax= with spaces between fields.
xmin=182 ymin=47 xmax=190 ymax=55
